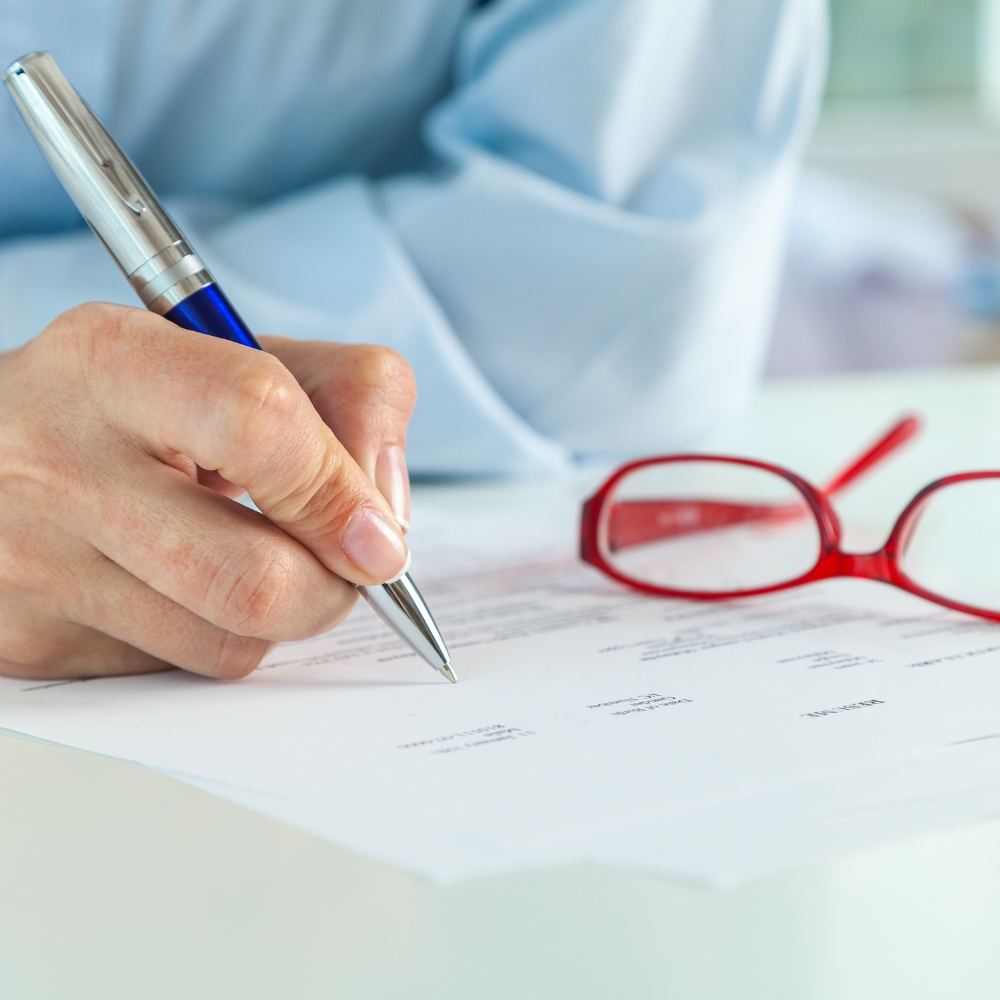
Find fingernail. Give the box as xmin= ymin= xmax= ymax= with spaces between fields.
xmin=375 ymin=445 xmax=411 ymax=532
xmin=342 ymin=507 xmax=409 ymax=582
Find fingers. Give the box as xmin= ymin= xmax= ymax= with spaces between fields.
xmin=83 ymin=452 xmax=361 ymax=642
xmin=0 ymin=302 xmax=420 ymax=683
xmin=65 ymin=546 xmax=275 ymax=679
xmin=52 ymin=305 xmax=409 ymax=586
xmin=0 ymin=528 xmax=272 ymax=681
xmin=263 ymin=337 xmax=415 ymax=529
xmin=374 ymin=444 xmax=410 ymax=531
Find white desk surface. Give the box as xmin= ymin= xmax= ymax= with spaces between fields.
xmin=4 ymin=364 xmax=1000 ymax=1000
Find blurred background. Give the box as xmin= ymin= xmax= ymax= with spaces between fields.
xmin=765 ymin=0 xmax=1000 ymax=376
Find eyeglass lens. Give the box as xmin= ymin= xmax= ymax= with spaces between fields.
xmin=899 ymin=477 xmax=1000 ymax=614
xmin=600 ymin=460 xmax=822 ymax=593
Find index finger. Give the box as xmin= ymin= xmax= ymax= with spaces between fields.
xmin=80 ymin=306 xmax=410 ymax=586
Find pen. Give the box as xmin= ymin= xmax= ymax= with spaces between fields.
xmin=4 ymin=51 xmax=456 ymax=684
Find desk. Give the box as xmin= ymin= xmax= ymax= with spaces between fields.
xmin=4 ymin=365 xmax=1000 ymax=1000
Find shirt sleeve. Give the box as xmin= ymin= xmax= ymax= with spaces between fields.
xmin=381 ymin=0 xmax=828 ymax=456
xmin=0 ymin=0 xmax=826 ymax=473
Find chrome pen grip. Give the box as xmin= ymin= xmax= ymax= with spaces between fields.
xmin=361 ymin=577 xmax=455 ymax=679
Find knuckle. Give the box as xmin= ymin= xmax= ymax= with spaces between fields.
xmin=226 ymin=358 xmax=301 ymax=452
xmin=14 ymin=302 xmax=145 ymax=380
xmin=206 ymin=630 xmax=271 ymax=680
xmin=45 ymin=301 xmax=117 ymax=339
xmin=353 ymin=343 xmax=406 ymax=379
xmin=354 ymin=345 xmax=416 ymax=409
xmin=273 ymin=444 xmax=359 ymax=534
xmin=41 ymin=302 xmax=129 ymax=363
xmin=27 ymin=302 xmax=161 ymax=403
xmin=209 ymin=542 xmax=299 ymax=637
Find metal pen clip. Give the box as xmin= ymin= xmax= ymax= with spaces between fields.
xmin=13 ymin=61 xmax=145 ymax=215
xmin=4 ymin=51 xmax=183 ymax=277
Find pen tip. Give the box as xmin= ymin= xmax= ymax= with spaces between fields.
xmin=439 ymin=663 xmax=458 ymax=684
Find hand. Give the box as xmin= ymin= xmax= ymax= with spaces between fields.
xmin=0 ymin=303 xmax=416 ymax=680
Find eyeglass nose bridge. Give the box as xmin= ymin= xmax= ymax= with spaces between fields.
xmin=833 ymin=548 xmax=894 ymax=583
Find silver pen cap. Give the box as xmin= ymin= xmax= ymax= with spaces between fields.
xmin=3 ymin=51 xmax=213 ymax=314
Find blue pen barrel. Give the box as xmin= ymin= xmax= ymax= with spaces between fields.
xmin=165 ymin=284 xmax=262 ymax=351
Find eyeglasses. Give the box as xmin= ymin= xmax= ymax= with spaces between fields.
xmin=580 ymin=416 xmax=1000 ymax=622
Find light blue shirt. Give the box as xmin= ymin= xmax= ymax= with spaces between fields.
xmin=0 ymin=0 xmax=826 ymax=473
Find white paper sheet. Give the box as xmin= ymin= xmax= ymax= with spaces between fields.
xmin=166 ymin=735 xmax=1000 ymax=886
xmin=2 ymin=477 xmax=1000 ymax=884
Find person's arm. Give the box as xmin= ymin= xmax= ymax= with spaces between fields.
xmin=381 ymin=0 xmax=829 ymax=455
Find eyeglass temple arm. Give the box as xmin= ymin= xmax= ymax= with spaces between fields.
xmin=821 ymin=415 xmax=920 ymax=496
xmin=601 ymin=415 xmax=921 ymax=553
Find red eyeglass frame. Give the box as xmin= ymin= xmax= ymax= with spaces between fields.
xmin=580 ymin=416 xmax=1000 ymax=622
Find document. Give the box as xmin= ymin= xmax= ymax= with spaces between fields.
xmin=2 ymin=477 xmax=1000 ymax=884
